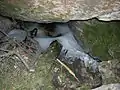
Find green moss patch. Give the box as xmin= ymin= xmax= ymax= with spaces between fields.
xmin=83 ymin=20 xmax=120 ymax=60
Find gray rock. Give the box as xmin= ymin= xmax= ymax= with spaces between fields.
xmin=0 ymin=0 xmax=120 ymax=22
xmin=8 ymin=29 xmax=27 ymax=41
xmin=0 ymin=16 xmax=14 ymax=38
xmin=99 ymin=60 xmax=120 ymax=84
xmin=92 ymin=84 xmax=120 ymax=90
xmin=34 ymin=37 xmax=56 ymax=51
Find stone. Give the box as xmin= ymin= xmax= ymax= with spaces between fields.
xmin=0 ymin=0 xmax=120 ymax=22
xmin=99 ymin=60 xmax=120 ymax=84
xmin=92 ymin=84 xmax=120 ymax=90
xmin=0 ymin=16 xmax=14 ymax=38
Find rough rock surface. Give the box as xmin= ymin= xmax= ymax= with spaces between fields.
xmin=0 ymin=0 xmax=120 ymax=22
xmin=92 ymin=84 xmax=120 ymax=90
xmin=99 ymin=60 xmax=120 ymax=84
xmin=0 ymin=16 xmax=14 ymax=38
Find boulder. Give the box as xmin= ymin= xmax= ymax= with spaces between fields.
xmin=92 ymin=84 xmax=120 ymax=90
xmin=0 ymin=0 xmax=120 ymax=22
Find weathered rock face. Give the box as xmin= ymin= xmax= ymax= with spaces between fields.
xmin=92 ymin=84 xmax=120 ymax=90
xmin=0 ymin=0 xmax=120 ymax=22
xmin=99 ymin=60 xmax=120 ymax=84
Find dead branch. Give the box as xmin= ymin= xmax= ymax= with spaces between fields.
xmin=15 ymin=53 xmax=31 ymax=71
xmin=0 ymin=51 xmax=14 ymax=57
xmin=0 ymin=48 xmax=9 ymax=52
xmin=56 ymin=59 xmax=80 ymax=82
xmin=0 ymin=30 xmax=37 ymax=72
xmin=0 ymin=49 xmax=32 ymax=72
xmin=0 ymin=29 xmax=9 ymax=37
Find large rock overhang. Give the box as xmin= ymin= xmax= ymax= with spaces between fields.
xmin=0 ymin=0 xmax=120 ymax=22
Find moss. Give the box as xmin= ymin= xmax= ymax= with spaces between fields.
xmin=76 ymin=85 xmax=91 ymax=90
xmin=83 ymin=20 xmax=120 ymax=60
xmin=0 ymin=2 xmax=25 ymax=18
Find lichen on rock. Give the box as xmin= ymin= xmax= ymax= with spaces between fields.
xmin=0 ymin=0 xmax=120 ymax=22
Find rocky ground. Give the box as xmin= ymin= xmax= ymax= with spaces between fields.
xmin=0 ymin=16 xmax=120 ymax=90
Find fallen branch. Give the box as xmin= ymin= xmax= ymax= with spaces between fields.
xmin=0 ymin=48 xmax=9 ymax=52
xmin=0 ymin=30 xmax=9 ymax=37
xmin=0 ymin=51 xmax=14 ymax=57
xmin=0 ymin=49 xmax=32 ymax=72
xmin=56 ymin=59 xmax=80 ymax=82
xmin=15 ymin=53 xmax=31 ymax=71
xmin=0 ymin=30 xmax=36 ymax=72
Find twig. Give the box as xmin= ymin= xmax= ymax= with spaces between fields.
xmin=0 ymin=48 xmax=9 ymax=52
xmin=56 ymin=59 xmax=80 ymax=82
xmin=0 ymin=51 xmax=14 ymax=57
xmin=15 ymin=53 xmax=30 ymax=71
xmin=0 ymin=30 xmax=9 ymax=37
xmin=0 ymin=30 xmax=28 ymax=53
xmin=0 ymin=50 xmax=31 ymax=71
xmin=0 ymin=30 xmax=36 ymax=71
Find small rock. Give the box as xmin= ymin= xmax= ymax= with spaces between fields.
xmin=92 ymin=84 xmax=120 ymax=90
